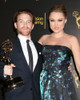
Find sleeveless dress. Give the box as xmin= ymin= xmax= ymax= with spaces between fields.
xmin=40 ymin=45 xmax=78 ymax=100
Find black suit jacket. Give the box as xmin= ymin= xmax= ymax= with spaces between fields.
xmin=0 ymin=37 xmax=43 ymax=100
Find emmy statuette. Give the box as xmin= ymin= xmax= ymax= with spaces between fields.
xmin=0 ymin=39 xmax=24 ymax=92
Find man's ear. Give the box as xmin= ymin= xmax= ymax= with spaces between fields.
xmin=32 ymin=24 xmax=34 ymax=30
xmin=14 ymin=22 xmax=17 ymax=29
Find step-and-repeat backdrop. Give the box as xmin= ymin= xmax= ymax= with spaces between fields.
xmin=0 ymin=0 xmax=80 ymax=100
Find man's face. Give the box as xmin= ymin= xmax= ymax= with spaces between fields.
xmin=14 ymin=13 xmax=34 ymax=38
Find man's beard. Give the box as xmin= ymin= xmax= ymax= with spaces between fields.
xmin=19 ymin=27 xmax=32 ymax=36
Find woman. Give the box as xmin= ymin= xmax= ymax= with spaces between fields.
xmin=38 ymin=4 xmax=80 ymax=100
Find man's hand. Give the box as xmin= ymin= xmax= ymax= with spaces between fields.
xmin=4 ymin=64 xmax=16 ymax=76
xmin=68 ymin=63 xmax=72 ymax=72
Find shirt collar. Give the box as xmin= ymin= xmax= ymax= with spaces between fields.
xmin=18 ymin=34 xmax=31 ymax=42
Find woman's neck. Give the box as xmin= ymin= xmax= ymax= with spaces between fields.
xmin=51 ymin=31 xmax=66 ymax=38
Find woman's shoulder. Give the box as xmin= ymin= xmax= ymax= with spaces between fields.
xmin=40 ymin=34 xmax=50 ymax=39
xmin=38 ymin=34 xmax=50 ymax=45
xmin=67 ymin=34 xmax=79 ymax=46
xmin=65 ymin=33 xmax=78 ymax=40
xmin=68 ymin=34 xmax=79 ymax=41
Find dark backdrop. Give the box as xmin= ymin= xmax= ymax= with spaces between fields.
xmin=0 ymin=0 xmax=80 ymax=100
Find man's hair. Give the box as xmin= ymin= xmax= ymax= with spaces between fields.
xmin=13 ymin=9 xmax=35 ymax=24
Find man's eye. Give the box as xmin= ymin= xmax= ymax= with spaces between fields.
xmin=18 ymin=20 xmax=23 ymax=23
xmin=27 ymin=21 xmax=31 ymax=23
xmin=58 ymin=20 xmax=63 ymax=21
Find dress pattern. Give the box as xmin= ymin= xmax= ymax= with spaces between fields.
xmin=40 ymin=45 xmax=78 ymax=100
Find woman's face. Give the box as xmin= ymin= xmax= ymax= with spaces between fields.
xmin=49 ymin=12 xmax=67 ymax=33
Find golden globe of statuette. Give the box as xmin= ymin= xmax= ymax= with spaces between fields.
xmin=0 ymin=39 xmax=24 ymax=92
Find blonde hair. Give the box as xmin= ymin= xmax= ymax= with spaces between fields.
xmin=49 ymin=4 xmax=67 ymax=19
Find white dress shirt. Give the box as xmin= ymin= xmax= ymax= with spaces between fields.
xmin=18 ymin=34 xmax=38 ymax=71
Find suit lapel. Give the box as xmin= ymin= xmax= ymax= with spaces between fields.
xmin=11 ymin=37 xmax=31 ymax=73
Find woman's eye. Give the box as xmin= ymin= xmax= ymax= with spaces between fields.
xmin=50 ymin=20 xmax=54 ymax=22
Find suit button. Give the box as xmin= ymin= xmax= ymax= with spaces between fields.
xmin=30 ymin=88 xmax=32 ymax=90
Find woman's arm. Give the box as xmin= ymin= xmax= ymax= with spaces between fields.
xmin=71 ymin=35 xmax=80 ymax=76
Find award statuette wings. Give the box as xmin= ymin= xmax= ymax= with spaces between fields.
xmin=0 ymin=39 xmax=24 ymax=92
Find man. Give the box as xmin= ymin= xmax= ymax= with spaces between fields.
xmin=0 ymin=9 xmax=43 ymax=100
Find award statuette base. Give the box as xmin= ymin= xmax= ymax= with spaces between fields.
xmin=4 ymin=77 xmax=24 ymax=92
xmin=0 ymin=39 xmax=24 ymax=92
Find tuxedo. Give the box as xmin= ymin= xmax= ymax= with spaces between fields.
xmin=0 ymin=37 xmax=43 ymax=100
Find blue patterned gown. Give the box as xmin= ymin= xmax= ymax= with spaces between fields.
xmin=40 ymin=45 xmax=78 ymax=100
